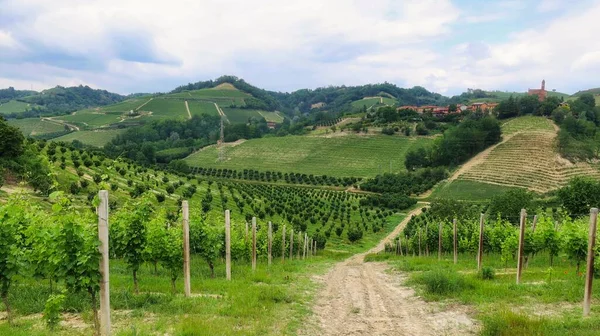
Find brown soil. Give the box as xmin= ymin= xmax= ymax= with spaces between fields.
xmin=305 ymin=208 xmax=478 ymax=336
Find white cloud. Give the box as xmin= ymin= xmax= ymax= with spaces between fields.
xmin=0 ymin=0 xmax=599 ymax=96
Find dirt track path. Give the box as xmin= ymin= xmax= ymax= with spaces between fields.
xmin=185 ymin=101 xmax=192 ymax=119
xmin=306 ymin=207 xmax=477 ymax=336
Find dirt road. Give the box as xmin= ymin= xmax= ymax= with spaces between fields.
xmin=185 ymin=101 xmax=192 ymax=119
xmin=307 ymin=207 xmax=477 ymax=336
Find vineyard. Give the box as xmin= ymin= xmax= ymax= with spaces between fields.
xmin=184 ymin=135 xmax=434 ymax=178
xmin=0 ymin=137 xmax=418 ymax=334
xmin=371 ymin=205 xmax=600 ymax=334
xmin=455 ymin=116 xmax=600 ymax=193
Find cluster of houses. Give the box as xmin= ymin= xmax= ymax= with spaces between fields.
xmin=397 ymin=102 xmax=499 ymax=117
xmin=397 ymin=80 xmax=548 ymax=117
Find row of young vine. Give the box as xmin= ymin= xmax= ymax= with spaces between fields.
xmin=385 ymin=209 xmax=599 ymax=275
xmin=0 ymin=191 xmax=319 ymax=331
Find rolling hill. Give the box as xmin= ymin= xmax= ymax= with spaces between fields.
xmin=184 ymin=134 xmax=433 ymax=178
xmin=431 ymin=116 xmax=600 ymax=197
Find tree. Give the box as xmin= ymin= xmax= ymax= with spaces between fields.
xmin=557 ymin=177 xmax=600 ymax=215
xmin=0 ymin=117 xmax=25 ymax=159
xmin=488 ymin=189 xmax=534 ymax=224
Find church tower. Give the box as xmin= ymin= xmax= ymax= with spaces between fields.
xmin=542 ymin=79 xmax=545 ymax=91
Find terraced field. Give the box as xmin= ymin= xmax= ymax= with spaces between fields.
xmin=99 ymin=96 xmax=152 ymax=112
xmin=55 ymin=111 xmax=121 ymax=128
xmin=7 ymin=118 xmax=66 ymax=136
xmin=185 ymin=135 xmax=433 ymax=178
xmin=258 ymin=111 xmax=285 ymax=123
xmin=351 ymin=97 xmax=397 ymax=110
xmin=0 ymin=100 xmax=35 ymax=114
xmin=456 ymin=116 xmax=600 ymax=193
xmin=186 ymin=100 xmax=219 ymax=117
xmin=221 ymin=108 xmax=264 ymax=123
xmin=140 ymin=98 xmax=188 ymax=119
xmin=52 ymin=129 xmax=126 ymax=147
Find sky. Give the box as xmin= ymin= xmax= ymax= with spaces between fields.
xmin=0 ymin=0 xmax=599 ymax=96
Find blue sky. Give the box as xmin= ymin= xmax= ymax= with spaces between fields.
xmin=0 ymin=0 xmax=599 ymax=96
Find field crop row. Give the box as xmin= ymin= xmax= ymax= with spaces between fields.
xmin=185 ymin=135 xmax=434 ymax=178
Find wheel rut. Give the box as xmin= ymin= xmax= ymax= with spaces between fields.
xmin=304 ymin=208 xmax=478 ymax=336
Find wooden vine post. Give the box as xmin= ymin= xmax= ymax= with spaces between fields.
xmin=268 ymin=221 xmax=272 ymax=266
xmin=425 ymin=224 xmax=429 ymax=256
xmin=303 ymin=233 xmax=307 ymax=260
xmin=314 ymin=240 xmax=317 ymax=256
xmin=182 ymin=201 xmax=191 ymax=296
xmin=252 ymin=217 xmax=257 ymax=272
xmin=583 ymin=208 xmax=598 ymax=317
xmin=97 ymin=190 xmax=111 ymax=336
xmin=225 ymin=210 xmax=231 ymax=281
xmin=399 ymin=235 xmax=403 ymax=256
xmin=438 ymin=221 xmax=442 ymax=260
xmin=289 ymin=230 xmax=294 ymax=260
xmin=477 ymin=213 xmax=485 ymax=271
xmin=516 ymin=209 xmax=527 ymax=284
xmin=453 ymin=219 xmax=457 ymax=264
xmin=281 ymin=225 xmax=286 ymax=263
xmin=418 ymin=229 xmax=422 ymax=256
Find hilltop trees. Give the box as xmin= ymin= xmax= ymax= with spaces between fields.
xmin=553 ymin=94 xmax=599 ymax=160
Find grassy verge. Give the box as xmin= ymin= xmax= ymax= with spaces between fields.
xmin=0 ymin=256 xmax=337 ymax=335
xmin=365 ymin=252 xmax=600 ymax=335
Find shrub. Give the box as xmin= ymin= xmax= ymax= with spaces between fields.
xmin=416 ymin=270 xmax=471 ymax=295
xmin=43 ymin=293 xmax=66 ymax=330
xmin=347 ymin=225 xmax=363 ymax=242
xmin=479 ymin=266 xmax=495 ymax=280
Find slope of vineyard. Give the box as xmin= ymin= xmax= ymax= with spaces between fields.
xmin=455 ymin=116 xmax=600 ymax=193
xmin=185 ymin=135 xmax=434 ymax=178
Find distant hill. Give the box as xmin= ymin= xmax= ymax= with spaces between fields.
xmin=572 ymin=88 xmax=600 ymax=96
xmin=0 ymin=85 xmax=126 ymax=118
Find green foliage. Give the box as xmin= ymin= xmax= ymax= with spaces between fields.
xmin=488 ymin=189 xmax=534 ymax=224
xmin=405 ymin=117 xmax=501 ymax=169
xmin=561 ymin=217 xmax=588 ymax=273
xmin=557 ymin=177 xmax=600 ymax=215
xmin=479 ymin=266 xmax=495 ymax=280
xmin=481 ymin=310 xmax=546 ymax=336
xmin=360 ymin=168 xmax=447 ymax=194
xmin=111 ymin=195 xmax=153 ymax=292
xmin=416 ymin=269 xmax=470 ymax=295
xmin=0 ymin=117 xmax=25 ymax=159
xmin=189 ymin=212 xmax=223 ymax=277
xmin=347 ymin=225 xmax=363 ymax=243
xmin=43 ymin=293 xmax=66 ymax=330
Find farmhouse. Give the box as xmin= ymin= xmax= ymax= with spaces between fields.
xmin=528 ymin=80 xmax=547 ymax=101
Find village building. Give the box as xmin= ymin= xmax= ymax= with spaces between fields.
xmin=528 ymin=80 xmax=547 ymax=101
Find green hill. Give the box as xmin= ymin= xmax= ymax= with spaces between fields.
xmin=185 ymin=134 xmax=433 ymax=178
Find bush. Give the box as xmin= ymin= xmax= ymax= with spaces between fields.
xmin=43 ymin=293 xmax=66 ymax=330
xmin=481 ymin=310 xmax=546 ymax=336
xmin=416 ymin=270 xmax=471 ymax=295
xmin=479 ymin=266 xmax=495 ymax=280
xmin=347 ymin=225 xmax=363 ymax=242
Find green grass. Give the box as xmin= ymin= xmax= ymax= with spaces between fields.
xmin=350 ymin=97 xmax=397 ymax=110
xmin=98 ymin=96 xmax=152 ymax=112
xmin=0 ymin=100 xmax=35 ymax=114
xmin=51 ymin=129 xmax=126 ymax=147
xmin=365 ymin=253 xmax=600 ymax=336
xmin=140 ymin=98 xmax=187 ymax=119
xmin=0 ymin=256 xmax=335 ymax=336
xmin=185 ymin=135 xmax=433 ymax=178
xmin=500 ymin=116 xmax=556 ymax=135
xmin=221 ymin=108 xmax=263 ymax=124
xmin=257 ymin=111 xmax=284 ymax=123
xmin=55 ymin=111 xmax=121 ymax=128
xmin=186 ymin=101 xmax=219 ymax=117
xmin=7 ymin=118 xmax=67 ymax=137
xmin=428 ymin=180 xmax=522 ymax=201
